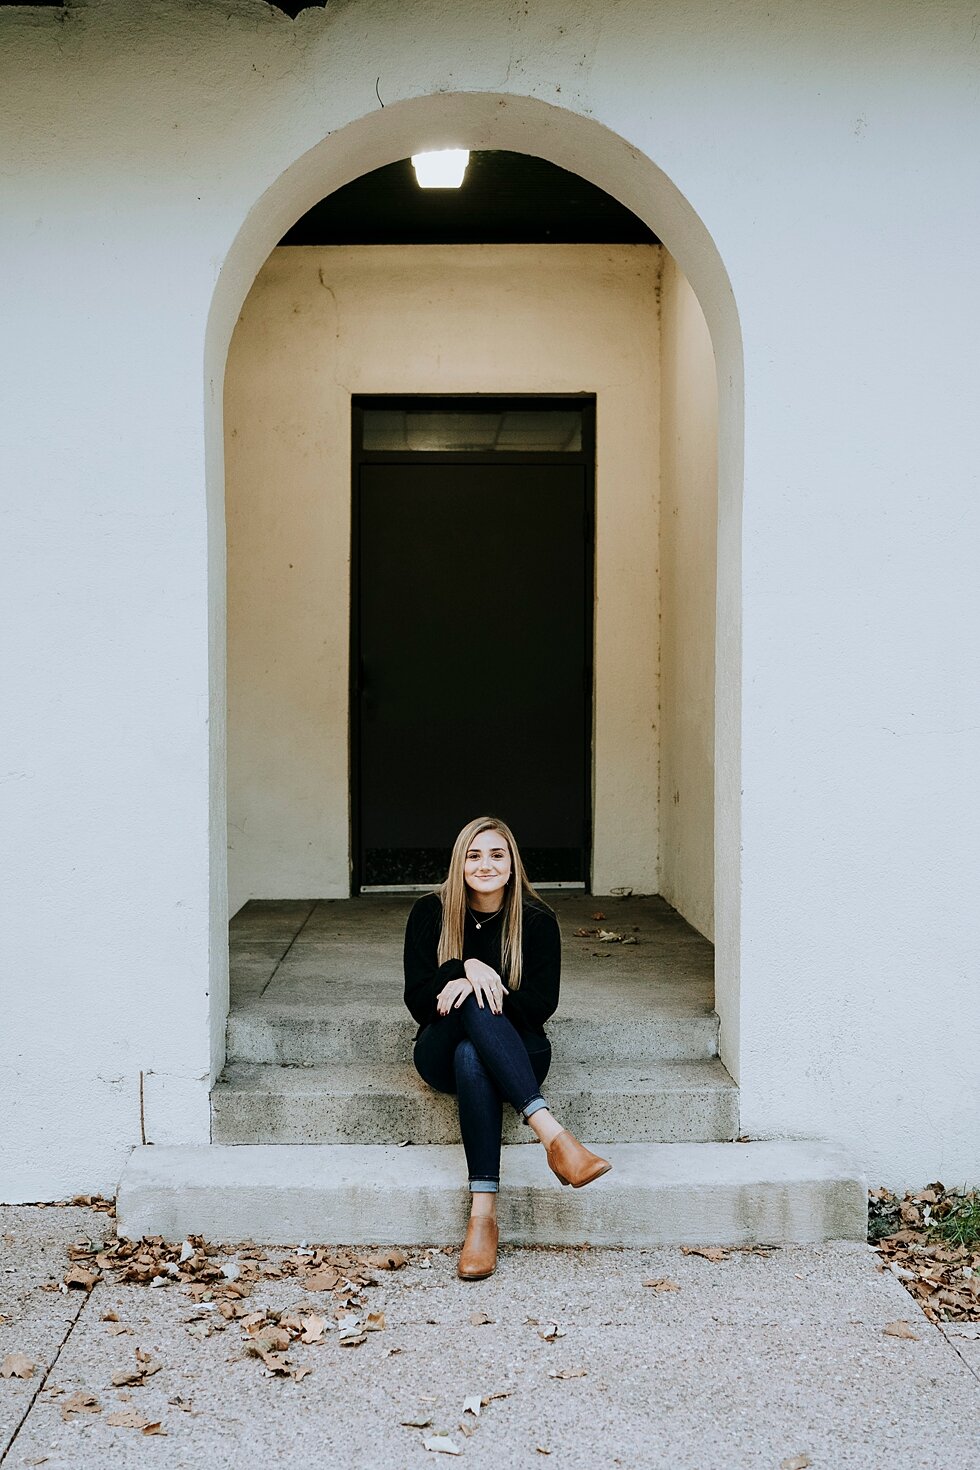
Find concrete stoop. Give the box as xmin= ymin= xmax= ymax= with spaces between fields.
xmin=115 ymin=1140 xmax=868 ymax=1246
xmin=192 ymin=900 xmax=867 ymax=1248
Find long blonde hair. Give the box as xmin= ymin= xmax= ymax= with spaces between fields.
xmin=436 ymin=816 xmax=550 ymax=991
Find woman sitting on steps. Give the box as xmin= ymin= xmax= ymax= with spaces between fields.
xmin=403 ymin=814 xmax=611 ymax=1281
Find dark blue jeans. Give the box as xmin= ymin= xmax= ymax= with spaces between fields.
xmin=413 ymin=994 xmax=552 ymax=1192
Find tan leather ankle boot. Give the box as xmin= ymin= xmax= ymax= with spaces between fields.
xmin=546 ymin=1129 xmax=612 ymax=1188
xmin=458 ymin=1215 xmax=498 ymax=1279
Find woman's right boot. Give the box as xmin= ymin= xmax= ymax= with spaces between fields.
xmin=457 ymin=1215 xmax=498 ymax=1279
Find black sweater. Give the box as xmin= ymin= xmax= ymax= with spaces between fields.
xmin=403 ymin=891 xmax=561 ymax=1036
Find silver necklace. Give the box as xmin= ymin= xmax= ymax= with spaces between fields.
xmin=468 ymin=905 xmax=503 ymax=930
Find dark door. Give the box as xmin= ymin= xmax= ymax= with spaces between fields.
xmin=353 ymin=401 xmax=593 ymax=889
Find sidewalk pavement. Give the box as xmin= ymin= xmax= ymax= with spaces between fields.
xmin=2 ymin=1205 xmax=978 ymax=1469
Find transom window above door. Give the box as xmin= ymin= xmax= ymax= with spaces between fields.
xmin=361 ymin=406 xmax=584 ymax=454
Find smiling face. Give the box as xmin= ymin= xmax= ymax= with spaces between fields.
xmin=463 ymin=828 xmax=513 ymax=907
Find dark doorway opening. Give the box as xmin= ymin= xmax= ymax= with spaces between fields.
xmin=351 ymin=395 xmax=595 ymax=891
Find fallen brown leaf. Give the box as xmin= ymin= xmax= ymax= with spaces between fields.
xmin=469 ymin=1311 xmax=494 ymax=1326
xmin=401 ymin=1415 xmax=433 ymax=1428
xmin=245 ymin=1344 xmax=292 ymax=1374
xmin=644 ymin=1278 xmax=681 ymax=1292
xmin=105 ymin=1408 xmax=149 ymax=1428
xmin=0 ymin=1352 xmax=36 ymax=1379
xmin=248 ymin=1326 xmax=292 ymax=1354
xmin=301 ymin=1269 xmax=341 ymax=1292
xmin=882 ymin=1320 xmax=919 ymax=1340
xmin=547 ymin=1366 xmax=587 ymax=1379
xmin=111 ymin=1357 xmax=163 ymax=1387
xmin=359 ymin=1248 xmax=408 ymax=1270
xmin=64 ymin=1265 xmax=101 ymax=1291
xmin=364 ymin=1311 xmax=386 ymax=1332
xmin=339 ymin=1331 xmax=367 ymax=1348
xmin=300 ymin=1313 xmax=328 ymax=1344
xmin=60 ymin=1391 xmax=101 ymax=1420
xmin=780 ymin=1456 xmax=811 ymax=1469
xmin=681 ymin=1245 xmax=729 ymax=1261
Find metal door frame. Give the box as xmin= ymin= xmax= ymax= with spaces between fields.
xmin=350 ymin=393 xmax=596 ymax=894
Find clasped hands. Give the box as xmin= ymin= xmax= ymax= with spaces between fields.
xmin=436 ymin=957 xmax=504 ymax=1016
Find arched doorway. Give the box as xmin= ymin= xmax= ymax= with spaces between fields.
xmin=204 ymin=92 xmax=743 ymax=1095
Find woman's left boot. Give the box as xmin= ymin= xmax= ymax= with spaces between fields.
xmin=546 ymin=1129 xmax=612 ymax=1188
xmin=458 ymin=1215 xmax=498 ymax=1280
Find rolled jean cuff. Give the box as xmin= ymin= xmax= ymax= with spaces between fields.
xmin=469 ymin=1179 xmax=499 ymax=1194
xmin=521 ymin=1095 xmax=547 ymax=1120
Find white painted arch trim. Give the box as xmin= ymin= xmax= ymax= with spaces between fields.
xmin=204 ymin=91 xmax=744 ymax=1086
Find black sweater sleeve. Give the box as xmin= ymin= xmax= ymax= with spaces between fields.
xmin=502 ymin=903 xmax=561 ymax=1033
xmin=403 ymin=895 xmax=466 ymax=1027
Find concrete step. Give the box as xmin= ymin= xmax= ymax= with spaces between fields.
xmin=225 ymin=1004 xmax=720 ymax=1065
xmin=115 ymin=1140 xmax=868 ymax=1246
xmin=211 ymin=1058 xmax=739 ymax=1145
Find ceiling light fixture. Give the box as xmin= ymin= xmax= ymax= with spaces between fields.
xmin=410 ymin=149 xmax=470 ymax=188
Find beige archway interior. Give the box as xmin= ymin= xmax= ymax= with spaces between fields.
xmin=204 ymin=92 xmax=744 ymax=1082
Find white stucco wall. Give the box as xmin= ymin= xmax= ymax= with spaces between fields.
xmin=660 ymin=256 xmax=717 ymax=941
xmin=2 ymin=0 xmax=978 ymax=1196
xmin=225 ymin=244 xmax=662 ymax=909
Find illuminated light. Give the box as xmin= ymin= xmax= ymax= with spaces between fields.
xmin=410 ymin=149 xmax=470 ymax=188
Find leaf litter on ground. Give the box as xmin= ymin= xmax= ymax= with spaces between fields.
xmin=55 ymin=1232 xmax=410 ymax=1386
xmin=869 ymin=1182 xmax=980 ymax=1322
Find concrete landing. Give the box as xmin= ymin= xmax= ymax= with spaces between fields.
xmin=115 ymin=1140 xmax=868 ymax=1245
xmin=227 ymin=894 xmax=715 ymax=1009
xmin=225 ymin=893 xmax=719 ymax=1067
